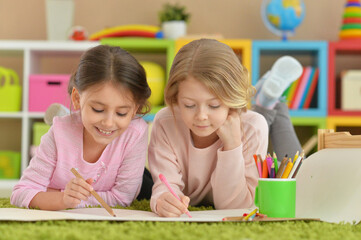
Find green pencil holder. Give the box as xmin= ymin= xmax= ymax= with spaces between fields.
xmin=0 ymin=151 xmax=21 ymax=179
xmin=255 ymin=178 xmax=296 ymax=218
xmin=0 ymin=67 xmax=22 ymax=112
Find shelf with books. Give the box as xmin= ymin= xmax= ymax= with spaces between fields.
xmin=252 ymin=41 xmax=328 ymax=117
xmin=328 ymin=40 xmax=361 ymax=116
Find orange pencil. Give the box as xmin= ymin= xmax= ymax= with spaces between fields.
xmin=281 ymin=159 xmax=294 ymax=178
xmin=253 ymin=154 xmax=258 ymax=166
xmin=262 ymin=157 xmax=268 ymax=178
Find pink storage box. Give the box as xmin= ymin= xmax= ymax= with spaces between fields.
xmin=29 ymin=74 xmax=71 ymax=112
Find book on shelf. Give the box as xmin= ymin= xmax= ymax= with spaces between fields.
xmin=303 ymin=68 xmax=319 ymax=109
xmin=283 ymin=66 xmax=319 ymax=110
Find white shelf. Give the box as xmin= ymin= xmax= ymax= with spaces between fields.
xmin=0 ymin=40 xmax=100 ymax=191
xmin=0 ymin=180 xmax=17 ymax=198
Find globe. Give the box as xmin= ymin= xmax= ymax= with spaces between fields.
xmin=261 ymin=0 xmax=305 ymax=40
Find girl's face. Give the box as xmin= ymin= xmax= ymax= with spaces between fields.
xmin=177 ymin=76 xmax=230 ymax=142
xmin=72 ymin=82 xmax=139 ymax=147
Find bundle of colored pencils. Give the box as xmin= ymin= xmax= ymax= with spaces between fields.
xmin=253 ymin=151 xmax=304 ymax=179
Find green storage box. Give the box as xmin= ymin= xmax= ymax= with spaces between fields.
xmin=0 ymin=151 xmax=21 ymax=179
xmin=33 ymin=122 xmax=50 ymax=146
xmin=0 ymin=67 xmax=22 ymax=112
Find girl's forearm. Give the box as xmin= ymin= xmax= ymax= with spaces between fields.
xmin=29 ymin=192 xmax=68 ymax=210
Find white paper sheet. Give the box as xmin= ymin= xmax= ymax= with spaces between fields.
xmin=296 ymin=148 xmax=361 ymax=224
xmin=0 ymin=208 xmax=254 ymax=222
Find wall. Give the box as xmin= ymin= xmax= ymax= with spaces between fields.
xmin=0 ymin=0 xmax=345 ymax=41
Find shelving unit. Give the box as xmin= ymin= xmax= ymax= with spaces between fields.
xmin=328 ymin=40 xmax=361 ymax=116
xmin=0 ymin=40 xmax=99 ymax=196
xmin=1 ymin=38 xmax=359 ymax=196
xmin=252 ymin=40 xmax=328 ymax=117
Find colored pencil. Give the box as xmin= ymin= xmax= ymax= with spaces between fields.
xmin=262 ymin=157 xmax=268 ymax=178
xmin=243 ymin=208 xmax=258 ymax=221
xmin=281 ymin=159 xmax=294 ymax=178
xmin=256 ymin=155 xmax=262 ymax=178
xmin=272 ymin=152 xmax=278 ymax=174
xmin=276 ymin=155 xmax=288 ymax=178
xmin=293 ymin=150 xmax=299 ymax=164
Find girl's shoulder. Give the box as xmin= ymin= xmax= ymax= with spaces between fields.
xmin=153 ymin=106 xmax=174 ymax=119
xmin=52 ymin=111 xmax=82 ymax=130
xmin=241 ymin=110 xmax=268 ymax=130
xmin=127 ymin=117 xmax=148 ymax=135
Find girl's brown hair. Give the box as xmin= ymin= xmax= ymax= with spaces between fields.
xmin=68 ymin=45 xmax=151 ymax=115
xmin=164 ymin=39 xmax=254 ymax=111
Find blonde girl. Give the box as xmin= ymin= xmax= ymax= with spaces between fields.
xmin=148 ymin=39 xmax=268 ymax=217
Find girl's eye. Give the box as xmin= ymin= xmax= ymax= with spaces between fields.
xmin=116 ymin=112 xmax=128 ymax=117
xmin=184 ymin=104 xmax=195 ymax=109
xmin=209 ymin=105 xmax=220 ymax=109
xmin=92 ymin=107 xmax=103 ymax=113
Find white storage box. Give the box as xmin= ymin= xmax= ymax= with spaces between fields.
xmin=341 ymin=70 xmax=361 ymax=110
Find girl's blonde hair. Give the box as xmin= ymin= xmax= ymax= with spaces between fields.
xmin=165 ymin=39 xmax=255 ymax=111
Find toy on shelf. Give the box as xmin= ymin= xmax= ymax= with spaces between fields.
xmin=339 ymin=0 xmax=361 ymax=40
xmin=68 ymin=26 xmax=88 ymax=41
xmin=0 ymin=67 xmax=21 ymax=112
xmin=140 ymin=61 xmax=165 ymax=107
xmin=261 ymin=0 xmax=305 ymax=41
xmin=89 ymin=24 xmax=163 ymax=41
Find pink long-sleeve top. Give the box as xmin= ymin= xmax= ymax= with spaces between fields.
xmin=148 ymin=107 xmax=268 ymax=213
xmin=11 ymin=111 xmax=148 ymax=208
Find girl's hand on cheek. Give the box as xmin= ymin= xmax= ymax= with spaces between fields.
xmin=156 ymin=192 xmax=190 ymax=217
xmin=63 ymin=178 xmax=93 ymax=208
xmin=216 ymin=109 xmax=242 ymax=151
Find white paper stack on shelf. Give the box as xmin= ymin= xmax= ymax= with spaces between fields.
xmin=341 ymin=70 xmax=361 ymax=110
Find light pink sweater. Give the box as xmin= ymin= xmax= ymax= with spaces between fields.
xmin=148 ymin=107 xmax=268 ymax=213
xmin=11 ymin=111 xmax=148 ymax=208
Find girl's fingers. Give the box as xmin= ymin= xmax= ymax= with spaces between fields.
xmin=66 ymin=178 xmax=92 ymax=198
xmin=157 ymin=192 xmax=188 ymax=217
xmin=181 ymin=195 xmax=190 ymax=206
xmin=164 ymin=195 xmax=188 ymax=213
xmin=65 ymin=188 xmax=89 ymax=201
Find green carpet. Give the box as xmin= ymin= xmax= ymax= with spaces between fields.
xmin=0 ymin=198 xmax=360 ymax=240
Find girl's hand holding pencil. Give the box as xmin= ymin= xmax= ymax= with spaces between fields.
xmin=157 ymin=174 xmax=191 ymax=218
xmin=63 ymin=174 xmax=94 ymax=208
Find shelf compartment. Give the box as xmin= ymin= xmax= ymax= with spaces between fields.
xmin=252 ymin=41 xmax=328 ymax=117
xmin=175 ymin=39 xmax=252 ymax=77
xmin=327 ymin=116 xmax=361 ymax=135
xmin=328 ymin=40 xmax=361 ymax=116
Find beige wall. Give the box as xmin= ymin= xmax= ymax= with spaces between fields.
xmin=0 ymin=0 xmax=344 ymax=41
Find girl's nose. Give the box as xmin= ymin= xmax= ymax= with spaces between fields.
xmin=195 ymin=107 xmax=208 ymax=120
xmin=102 ymin=113 xmax=114 ymax=127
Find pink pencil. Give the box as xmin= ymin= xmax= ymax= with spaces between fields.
xmin=159 ymin=174 xmax=192 ymax=218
